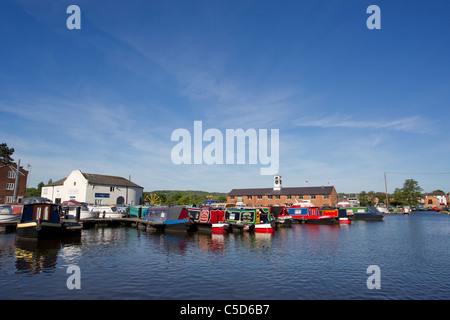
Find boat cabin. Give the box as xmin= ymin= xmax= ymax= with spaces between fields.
xmin=144 ymin=206 xmax=192 ymax=231
xmin=286 ymin=206 xmax=322 ymax=219
xmin=20 ymin=203 xmax=62 ymax=224
xmin=225 ymin=208 xmax=272 ymax=225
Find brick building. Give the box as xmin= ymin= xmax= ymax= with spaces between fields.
xmin=227 ymin=174 xmax=338 ymax=207
xmin=0 ymin=162 xmax=29 ymax=204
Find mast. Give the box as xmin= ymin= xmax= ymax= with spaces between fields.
xmin=384 ymin=172 xmax=389 ymax=207
xmin=13 ymin=159 xmax=20 ymax=203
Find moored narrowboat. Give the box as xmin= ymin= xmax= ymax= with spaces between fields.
xmin=88 ymin=205 xmax=123 ymax=219
xmin=0 ymin=204 xmax=21 ymax=223
xmin=187 ymin=204 xmax=226 ymax=232
xmin=61 ymin=200 xmax=97 ymax=220
xmin=144 ymin=206 xmax=194 ymax=232
xmin=345 ymin=206 xmax=385 ymax=221
xmin=224 ymin=207 xmax=275 ymax=233
xmin=17 ymin=203 xmax=82 ymax=239
xmin=286 ymin=203 xmax=339 ymax=225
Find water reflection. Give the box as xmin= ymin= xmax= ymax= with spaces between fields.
xmin=140 ymin=227 xmax=277 ymax=257
xmin=15 ymin=239 xmax=60 ymax=274
xmin=14 ymin=237 xmax=81 ymax=275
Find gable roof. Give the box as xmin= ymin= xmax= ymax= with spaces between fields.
xmin=45 ymin=171 xmax=143 ymax=189
xmin=0 ymin=163 xmax=28 ymax=176
xmin=81 ymin=172 xmax=143 ymax=189
xmin=228 ymin=186 xmax=335 ymax=196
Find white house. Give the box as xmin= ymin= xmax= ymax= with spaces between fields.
xmin=41 ymin=170 xmax=143 ymax=205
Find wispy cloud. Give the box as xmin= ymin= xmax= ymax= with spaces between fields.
xmin=294 ymin=115 xmax=434 ymax=134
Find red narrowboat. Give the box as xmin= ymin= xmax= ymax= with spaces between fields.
xmin=286 ymin=201 xmax=339 ymax=225
xmin=187 ymin=202 xmax=226 ymax=232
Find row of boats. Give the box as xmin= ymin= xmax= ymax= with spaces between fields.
xmin=132 ymin=199 xmax=386 ymax=233
xmin=0 ymin=198 xmax=386 ymax=240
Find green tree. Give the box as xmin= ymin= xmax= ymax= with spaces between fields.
xmin=0 ymin=143 xmax=14 ymax=165
xmin=359 ymin=191 xmax=368 ymax=206
xmin=25 ymin=181 xmax=45 ymax=198
xmin=177 ymin=195 xmax=191 ymax=205
xmin=168 ymin=192 xmax=183 ymax=205
xmin=155 ymin=192 xmax=167 ymax=205
xmin=401 ymin=179 xmax=423 ymax=206
xmin=392 ymin=188 xmax=405 ymax=206
xmin=37 ymin=182 xmax=45 ymax=195
xmin=190 ymin=194 xmax=204 ymax=205
xmin=25 ymin=188 xmax=40 ymax=197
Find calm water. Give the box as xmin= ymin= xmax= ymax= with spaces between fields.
xmin=1 ymin=212 xmax=449 ymax=300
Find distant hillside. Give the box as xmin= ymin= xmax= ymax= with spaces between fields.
xmin=143 ymin=190 xmax=227 ymax=205
xmin=149 ymin=190 xmax=227 ymax=197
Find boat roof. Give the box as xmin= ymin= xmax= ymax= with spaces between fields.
xmin=147 ymin=206 xmax=189 ymax=220
xmin=20 ymin=197 xmax=53 ymax=204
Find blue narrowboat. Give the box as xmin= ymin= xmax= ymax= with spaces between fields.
xmin=345 ymin=206 xmax=385 ymax=221
xmin=144 ymin=206 xmax=194 ymax=232
xmin=16 ymin=203 xmax=82 ymax=239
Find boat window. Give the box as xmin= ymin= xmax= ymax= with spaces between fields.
xmin=160 ymin=211 xmax=166 ymax=218
xmin=43 ymin=206 xmax=50 ymax=220
xmin=227 ymin=211 xmax=239 ymax=221
xmin=241 ymin=211 xmax=254 ymax=222
xmin=35 ymin=207 xmax=41 ymax=220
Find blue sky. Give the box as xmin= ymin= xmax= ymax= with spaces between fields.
xmin=1 ymin=0 xmax=450 ymax=194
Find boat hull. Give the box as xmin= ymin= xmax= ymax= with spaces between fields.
xmin=0 ymin=213 xmax=21 ymax=223
xmin=351 ymin=213 xmax=385 ymax=221
xmin=292 ymin=216 xmax=339 ymax=225
xmin=339 ymin=217 xmax=351 ymax=224
xmin=148 ymin=219 xmax=193 ymax=232
xmin=17 ymin=221 xmax=63 ymax=239
xmin=98 ymin=212 xmax=123 ymax=219
xmin=254 ymin=223 xmax=274 ymax=233
xmin=211 ymin=223 xmax=230 ymax=233
xmin=16 ymin=221 xmax=82 ymax=239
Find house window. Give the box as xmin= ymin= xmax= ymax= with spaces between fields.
xmin=6 ymin=183 xmax=14 ymax=190
xmin=230 ymin=196 xmax=235 ymax=200
xmin=247 ymin=196 xmax=252 ymax=200
xmin=5 ymin=196 xmax=14 ymax=203
xmin=323 ymin=195 xmax=329 ymax=199
xmin=286 ymin=195 xmax=292 ymax=199
xmin=74 ymin=182 xmax=76 ymax=186
xmin=268 ymin=195 xmax=273 ymax=199
xmin=8 ymin=171 xmax=16 ymax=179
xmin=298 ymin=195 xmax=303 ymax=199
xmin=275 ymin=195 xmax=280 ymax=199
xmin=110 ymin=187 xmax=115 ymax=192
xmin=311 ymin=195 xmax=316 ymax=199
xmin=257 ymin=195 xmax=262 ymax=200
